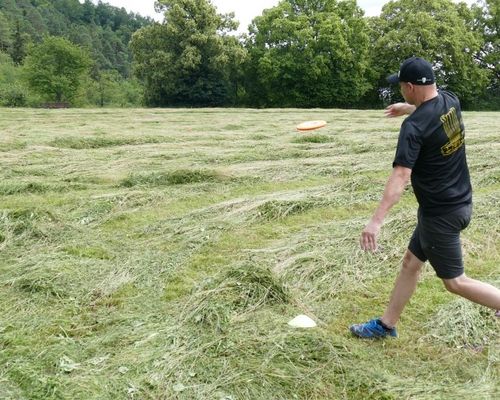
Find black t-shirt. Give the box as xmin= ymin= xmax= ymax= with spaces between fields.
xmin=393 ymin=90 xmax=472 ymax=215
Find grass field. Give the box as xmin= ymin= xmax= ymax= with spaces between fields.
xmin=0 ymin=107 xmax=498 ymax=399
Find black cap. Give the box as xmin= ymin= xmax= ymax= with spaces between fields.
xmin=387 ymin=57 xmax=435 ymax=85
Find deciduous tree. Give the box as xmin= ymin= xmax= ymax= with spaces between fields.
xmin=130 ymin=0 xmax=246 ymax=106
xmin=24 ymin=36 xmax=91 ymax=103
xmin=244 ymin=0 xmax=373 ymax=107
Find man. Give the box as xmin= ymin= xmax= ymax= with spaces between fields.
xmin=350 ymin=56 xmax=500 ymax=339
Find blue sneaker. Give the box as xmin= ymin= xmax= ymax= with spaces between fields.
xmin=350 ymin=318 xmax=397 ymax=339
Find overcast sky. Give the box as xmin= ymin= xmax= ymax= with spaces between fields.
xmin=93 ymin=0 xmax=476 ymax=33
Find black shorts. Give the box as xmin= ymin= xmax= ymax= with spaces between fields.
xmin=408 ymin=204 xmax=472 ymax=279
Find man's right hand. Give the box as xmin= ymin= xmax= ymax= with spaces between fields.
xmin=384 ymin=103 xmax=416 ymax=118
xmin=360 ymin=219 xmax=382 ymax=252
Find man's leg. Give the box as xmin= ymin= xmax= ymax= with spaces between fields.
xmin=349 ymin=249 xmax=424 ymax=338
xmin=380 ymin=249 xmax=424 ymax=328
xmin=442 ymin=274 xmax=500 ymax=310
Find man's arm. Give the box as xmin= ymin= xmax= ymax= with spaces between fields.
xmin=384 ymin=103 xmax=416 ymax=118
xmin=360 ymin=166 xmax=412 ymax=251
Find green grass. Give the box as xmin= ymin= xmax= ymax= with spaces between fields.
xmin=0 ymin=107 xmax=498 ymax=399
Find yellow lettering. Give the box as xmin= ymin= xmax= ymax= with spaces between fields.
xmin=440 ymin=107 xmax=462 ymax=139
xmin=440 ymin=107 xmax=465 ymax=156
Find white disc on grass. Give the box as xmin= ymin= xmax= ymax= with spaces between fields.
xmin=288 ymin=315 xmax=317 ymax=328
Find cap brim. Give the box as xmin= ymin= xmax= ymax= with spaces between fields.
xmin=387 ymin=73 xmax=400 ymax=84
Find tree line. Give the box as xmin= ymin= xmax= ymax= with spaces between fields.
xmin=0 ymin=0 xmax=498 ymax=110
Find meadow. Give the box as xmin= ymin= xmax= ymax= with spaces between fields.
xmin=0 ymin=107 xmax=498 ymax=399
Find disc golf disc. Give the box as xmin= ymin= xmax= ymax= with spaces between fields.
xmin=288 ymin=315 xmax=317 ymax=328
xmin=296 ymin=120 xmax=327 ymax=131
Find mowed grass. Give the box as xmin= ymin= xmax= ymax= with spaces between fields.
xmin=0 ymin=107 xmax=498 ymax=399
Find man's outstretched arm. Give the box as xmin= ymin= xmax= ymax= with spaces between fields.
xmin=384 ymin=103 xmax=416 ymax=118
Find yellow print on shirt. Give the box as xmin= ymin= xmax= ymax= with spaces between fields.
xmin=440 ymin=107 xmax=465 ymax=156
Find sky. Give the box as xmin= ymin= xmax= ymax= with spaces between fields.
xmin=93 ymin=0 xmax=476 ymax=33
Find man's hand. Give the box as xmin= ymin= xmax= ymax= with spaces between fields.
xmin=360 ymin=219 xmax=382 ymax=252
xmin=359 ymin=166 xmax=411 ymax=252
xmin=384 ymin=103 xmax=416 ymax=118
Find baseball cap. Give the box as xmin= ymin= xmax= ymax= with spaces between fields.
xmin=387 ymin=57 xmax=435 ymax=85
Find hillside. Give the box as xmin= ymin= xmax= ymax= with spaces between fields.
xmin=0 ymin=0 xmax=152 ymax=76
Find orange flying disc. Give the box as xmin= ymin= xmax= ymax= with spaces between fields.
xmin=296 ymin=120 xmax=327 ymax=131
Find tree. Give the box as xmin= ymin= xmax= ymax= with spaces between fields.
xmin=22 ymin=7 xmax=48 ymax=41
xmin=0 ymin=52 xmax=29 ymax=106
xmin=243 ymin=0 xmax=373 ymax=107
xmin=370 ymin=0 xmax=490 ymax=107
xmin=470 ymin=0 xmax=499 ymax=108
xmin=87 ymin=69 xmax=141 ymax=107
xmin=130 ymin=0 xmax=246 ymax=106
xmin=0 ymin=11 xmax=12 ymax=52
xmin=10 ymin=20 xmax=27 ymax=65
xmin=24 ymin=36 xmax=91 ymax=103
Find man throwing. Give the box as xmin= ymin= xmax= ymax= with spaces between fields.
xmin=350 ymin=57 xmax=500 ymax=339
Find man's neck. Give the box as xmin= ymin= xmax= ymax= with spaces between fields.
xmin=414 ymin=86 xmax=439 ymax=108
